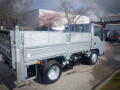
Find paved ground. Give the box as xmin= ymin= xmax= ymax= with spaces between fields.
xmin=0 ymin=43 xmax=120 ymax=90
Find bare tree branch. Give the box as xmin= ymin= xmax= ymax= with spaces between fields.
xmin=59 ymin=0 xmax=88 ymax=24
xmin=0 ymin=0 xmax=32 ymax=29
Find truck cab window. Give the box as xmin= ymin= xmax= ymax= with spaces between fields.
xmin=65 ymin=24 xmax=90 ymax=32
xmin=74 ymin=25 xmax=84 ymax=32
xmin=65 ymin=25 xmax=74 ymax=32
xmin=84 ymin=25 xmax=91 ymax=32
xmin=94 ymin=26 xmax=103 ymax=41
xmin=74 ymin=25 xmax=90 ymax=32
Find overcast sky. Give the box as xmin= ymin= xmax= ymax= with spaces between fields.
xmin=31 ymin=0 xmax=120 ymax=17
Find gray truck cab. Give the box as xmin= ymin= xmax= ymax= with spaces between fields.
xmin=66 ymin=24 xmax=104 ymax=55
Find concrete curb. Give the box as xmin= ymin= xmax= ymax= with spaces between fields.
xmin=93 ymin=69 xmax=120 ymax=90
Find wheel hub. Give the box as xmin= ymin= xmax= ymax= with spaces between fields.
xmin=48 ymin=65 xmax=60 ymax=80
xmin=91 ymin=54 xmax=97 ymax=63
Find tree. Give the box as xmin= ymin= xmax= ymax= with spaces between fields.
xmin=0 ymin=0 xmax=32 ymax=29
xmin=59 ymin=0 xmax=88 ymax=24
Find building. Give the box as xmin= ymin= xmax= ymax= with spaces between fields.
xmin=19 ymin=9 xmax=90 ymax=30
xmin=98 ymin=15 xmax=120 ymax=28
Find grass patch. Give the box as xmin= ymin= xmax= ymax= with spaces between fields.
xmin=100 ymin=72 xmax=120 ymax=90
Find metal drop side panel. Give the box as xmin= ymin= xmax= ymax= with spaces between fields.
xmin=22 ymin=31 xmax=91 ymax=61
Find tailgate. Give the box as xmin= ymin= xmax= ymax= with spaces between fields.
xmin=0 ymin=30 xmax=12 ymax=65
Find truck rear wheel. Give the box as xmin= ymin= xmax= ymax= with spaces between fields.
xmin=88 ymin=51 xmax=98 ymax=65
xmin=42 ymin=60 xmax=62 ymax=84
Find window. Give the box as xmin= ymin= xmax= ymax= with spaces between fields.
xmin=74 ymin=25 xmax=90 ymax=32
xmin=94 ymin=26 xmax=102 ymax=36
xmin=74 ymin=25 xmax=84 ymax=32
xmin=65 ymin=25 xmax=74 ymax=32
xmin=84 ymin=25 xmax=91 ymax=32
xmin=94 ymin=26 xmax=103 ymax=41
xmin=65 ymin=24 xmax=90 ymax=32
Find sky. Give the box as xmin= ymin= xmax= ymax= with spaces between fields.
xmin=0 ymin=0 xmax=120 ymax=17
xmin=31 ymin=0 xmax=120 ymax=17
xmin=32 ymin=0 xmax=60 ymax=10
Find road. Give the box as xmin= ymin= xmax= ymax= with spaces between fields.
xmin=0 ymin=43 xmax=120 ymax=90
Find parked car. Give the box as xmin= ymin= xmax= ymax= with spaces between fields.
xmin=105 ymin=24 xmax=120 ymax=42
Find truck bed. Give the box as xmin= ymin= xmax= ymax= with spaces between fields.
xmin=22 ymin=31 xmax=91 ymax=62
xmin=0 ymin=29 xmax=91 ymax=66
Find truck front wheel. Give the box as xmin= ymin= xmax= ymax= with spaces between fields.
xmin=88 ymin=51 xmax=98 ymax=65
xmin=42 ymin=60 xmax=62 ymax=84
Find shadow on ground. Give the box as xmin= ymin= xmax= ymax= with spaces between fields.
xmin=90 ymin=43 xmax=120 ymax=90
xmin=0 ymin=59 xmax=16 ymax=90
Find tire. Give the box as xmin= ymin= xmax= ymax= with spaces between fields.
xmin=42 ymin=60 xmax=62 ymax=84
xmin=88 ymin=51 xmax=98 ymax=65
xmin=107 ymin=31 xmax=118 ymax=41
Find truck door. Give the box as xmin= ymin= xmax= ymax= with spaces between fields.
xmin=91 ymin=24 xmax=104 ymax=55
